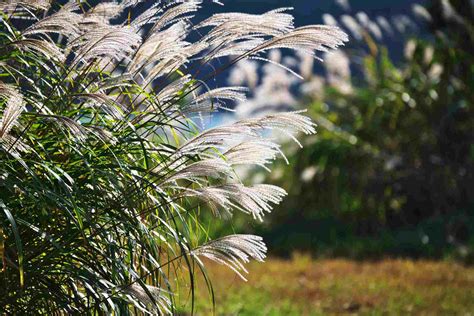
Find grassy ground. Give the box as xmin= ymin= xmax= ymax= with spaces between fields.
xmin=177 ymin=254 xmax=474 ymax=315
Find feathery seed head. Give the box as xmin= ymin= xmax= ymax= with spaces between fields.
xmin=191 ymin=234 xmax=267 ymax=280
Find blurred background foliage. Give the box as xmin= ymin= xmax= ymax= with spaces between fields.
xmin=205 ymin=0 xmax=474 ymax=262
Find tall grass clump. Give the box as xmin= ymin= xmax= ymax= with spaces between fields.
xmin=0 ymin=0 xmax=347 ymax=313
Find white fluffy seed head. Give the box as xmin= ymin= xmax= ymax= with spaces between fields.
xmin=181 ymin=183 xmax=286 ymax=221
xmin=0 ymin=83 xmax=25 ymax=139
xmin=125 ymin=283 xmax=171 ymax=314
xmin=191 ymin=234 xmax=267 ymax=280
xmin=22 ymin=3 xmax=81 ymax=39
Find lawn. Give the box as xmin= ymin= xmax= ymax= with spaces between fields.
xmin=177 ymin=255 xmax=474 ymax=315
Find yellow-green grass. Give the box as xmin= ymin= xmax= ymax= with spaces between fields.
xmin=177 ymin=255 xmax=474 ymax=315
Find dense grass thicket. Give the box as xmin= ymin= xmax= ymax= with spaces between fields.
xmin=0 ymin=1 xmax=347 ymax=313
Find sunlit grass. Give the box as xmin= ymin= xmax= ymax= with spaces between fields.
xmin=179 ymin=254 xmax=474 ymax=315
